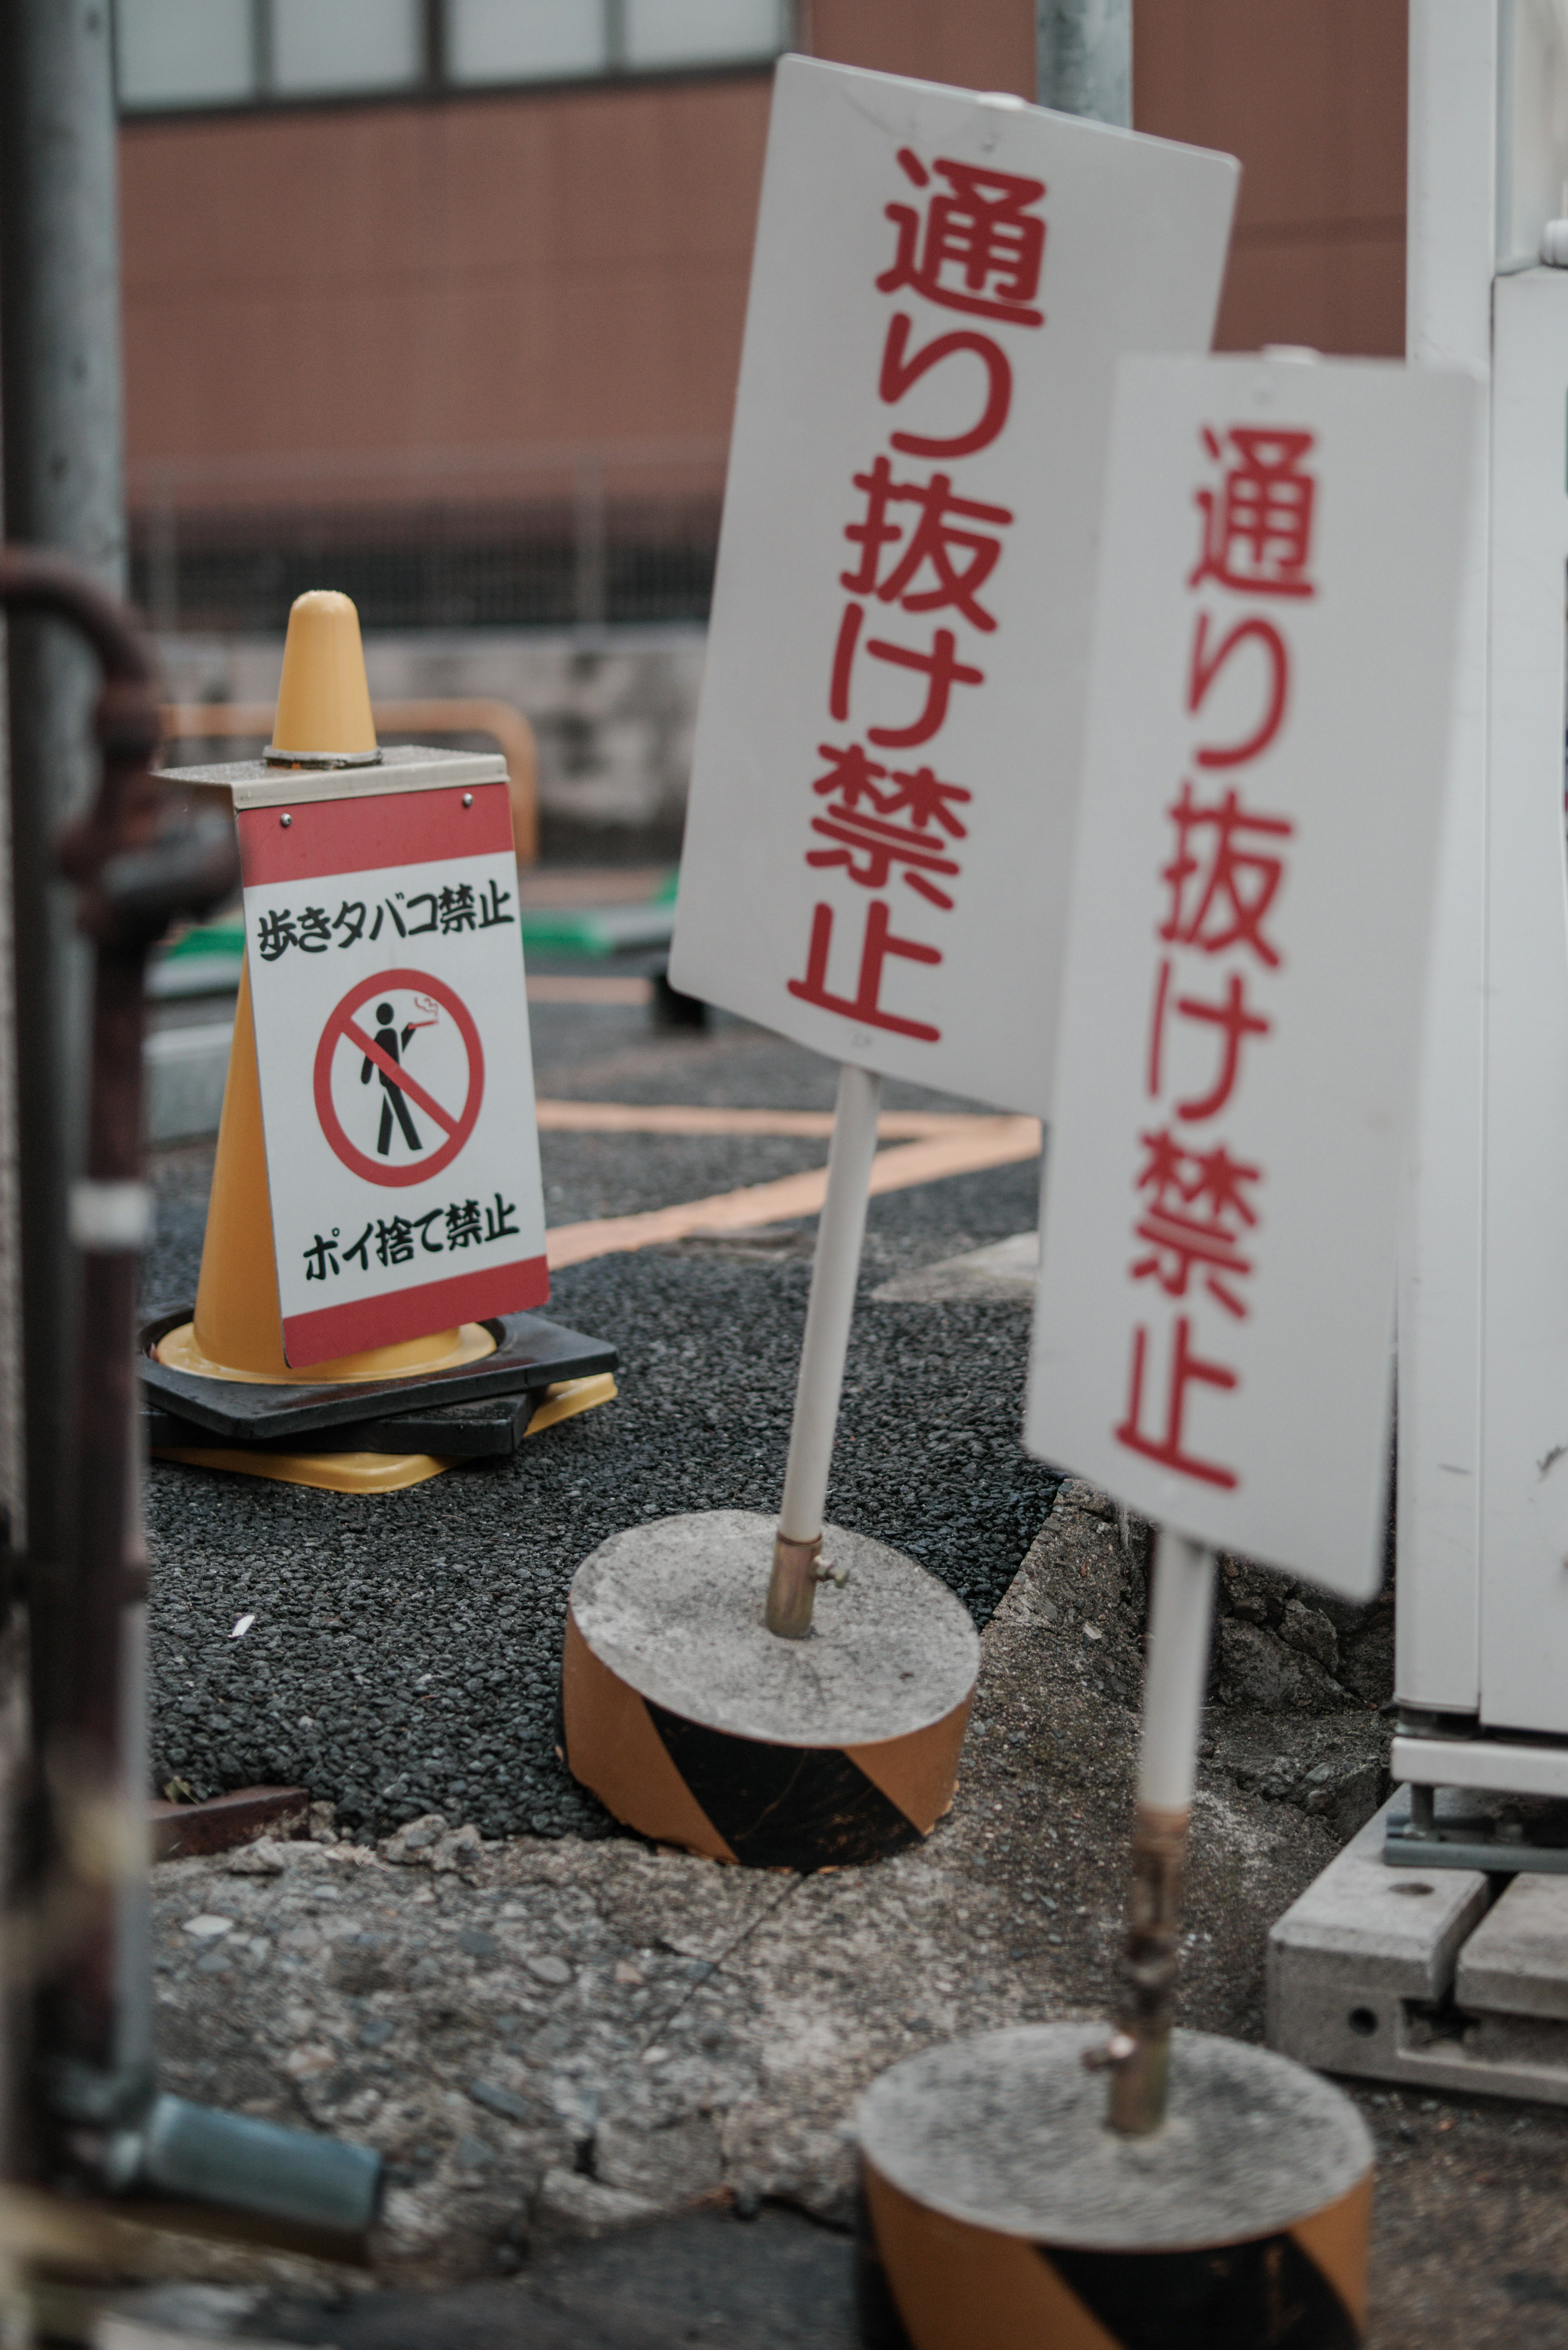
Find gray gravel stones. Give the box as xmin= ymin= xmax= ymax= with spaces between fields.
xmin=150 ymin=1815 xmax=784 ymax=2289
xmin=1214 ymin=1550 xmax=1394 ymax=1712
xmin=143 ymin=1481 xmax=1378 ymax=2297
xmin=1216 ymin=1618 xmax=1349 ymax=1713
xmin=142 ymin=1128 xmax=1054 ymax=1845
xmin=130 ymin=1474 xmax=1568 ymax=2348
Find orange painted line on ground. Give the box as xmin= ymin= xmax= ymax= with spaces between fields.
xmin=527 ymin=976 xmax=652 ymax=1006
xmin=544 ymin=1117 xmax=1042 ymax=1270
xmin=534 ymin=1101 xmax=982 ymax=1139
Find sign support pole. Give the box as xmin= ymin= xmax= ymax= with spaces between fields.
xmin=562 ymin=58 xmax=1239 ymax=1877
xmin=766 ymin=1062 xmax=882 ymax=1638
xmin=1105 ymin=1528 xmax=1217 ymax=2136
xmin=858 ymin=346 xmax=1481 ymax=2330
xmin=562 ymin=1039 xmax=978 ymax=1868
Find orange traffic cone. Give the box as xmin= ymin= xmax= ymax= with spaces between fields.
xmin=154 ymin=591 xmax=495 ymax=1490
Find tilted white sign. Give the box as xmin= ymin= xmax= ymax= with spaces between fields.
xmin=669 ymin=55 xmax=1238 ymax=1114
xmin=238 ymin=766 xmax=549 ymax=1366
xmin=1026 ymin=355 xmax=1479 ymax=1600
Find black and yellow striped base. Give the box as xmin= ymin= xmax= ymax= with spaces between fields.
xmin=559 ymin=1510 xmax=980 ymax=1871
xmin=858 ymin=2026 xmax=1373 ymax=2350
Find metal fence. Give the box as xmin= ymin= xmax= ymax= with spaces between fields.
xmin=127 ymin=442 xmax=726 ymax=634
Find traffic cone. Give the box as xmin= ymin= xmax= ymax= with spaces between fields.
xmin=153 ymin=591 xmax=494 ymax=1485
xmin=267 ymin=586 xmax=378 ymax=767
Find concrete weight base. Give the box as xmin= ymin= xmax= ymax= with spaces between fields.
xmin=559 ymin=1509 xmax=979 ymax=1870
xmin=857 ymin=2024 xmax=1373 ymax=2350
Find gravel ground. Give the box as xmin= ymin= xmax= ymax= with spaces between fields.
xmin=141 ymin=1005 xmax=1057 ymax=1842
xmin=110 ymin=1487 xmax=1568 ymax=2349
xmin=116 ymin=996 xmax=1568 ymax=2346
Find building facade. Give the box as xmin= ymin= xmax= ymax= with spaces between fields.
xmin=119 ymin=1 xmax=1405 ymax=637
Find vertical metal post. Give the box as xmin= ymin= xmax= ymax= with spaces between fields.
xmin=1106 ymin=1530 xmax=1216 ymax=2135
xmin=147 ymin=480 xmax=179 ymax=639
xmin=574 ymin=454 xmax=608 ymax=630
xmin=0 ymin=0 xmax=131 ymax=2167
xmin=1036 ymin=0 xmax=1132 ymax=128
xmin=0 ymin=0 xmax=129 ymax=1587
xmin=766 ymin=1064 xmax=882 ymax=1637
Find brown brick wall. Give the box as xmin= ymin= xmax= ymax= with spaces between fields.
xmin=1135 ymin=0 xmax=1406 ymax=357
xmin=118 ymin=2 xmax=1408 ymax=501
xmin=120 ymin=74 xmax=774 ymax=494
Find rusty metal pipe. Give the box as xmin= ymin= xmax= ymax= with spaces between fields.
xmin=1105 ymin=1800 xmax=1190 ymax=2134
xmin=2 ymin=551 xmax=380 ymax=2241
xmin=1098 ymin=1530 xmax=1216 ymax=2137
xmin=0 ymin=548 xmax=224 ymax=2122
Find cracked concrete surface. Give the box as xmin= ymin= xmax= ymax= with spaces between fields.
xmin=120 ymin=1481 xmax=1568 ymax=2346
xmin=141 ymin=1487 xmax=1360 ymax=2284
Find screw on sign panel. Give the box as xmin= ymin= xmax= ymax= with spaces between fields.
xmin=312 ymin=968 xmax=484 ymax=1188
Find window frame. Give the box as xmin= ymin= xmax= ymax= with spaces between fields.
xmin=114 ymin=0 xmax=793 ymax=118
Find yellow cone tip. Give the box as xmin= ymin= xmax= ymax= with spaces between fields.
xmin=268 ymin=588 xmax=379 ymax=765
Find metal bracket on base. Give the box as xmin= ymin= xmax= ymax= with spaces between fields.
xmin=1386 ymin=1813 xmax=1568 ymax=1875
xmin=1384 ymin=1747 xmax=1568 ymax=1873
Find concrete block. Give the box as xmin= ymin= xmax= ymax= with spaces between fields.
xmin=1267 ymin=1795 xmax=1568 ymax=2103
xmin=1457 ymin=1873 xmax=1568 ymax=2019
xmin=1267 ymin=1794 xmax=1492 ymax=2081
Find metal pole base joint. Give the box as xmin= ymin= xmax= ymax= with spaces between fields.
xmin=765 ymin=1532 xmax=822 ymax=1639
xmin=1105 ymin=1799 xmax=1191 ymax=2136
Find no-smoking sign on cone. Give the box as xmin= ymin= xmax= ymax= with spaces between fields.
xmin=141 ymin=590 xmax=616 ymax=1490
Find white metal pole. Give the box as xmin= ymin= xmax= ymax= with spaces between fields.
xmin=1107 ymin=1528 xmax=1217 ymax=2133
xmin=1136 ymin=1531 xmax=1216 ymax=1812
xmin=767 ymin=1061 xmax=882 ymax=1636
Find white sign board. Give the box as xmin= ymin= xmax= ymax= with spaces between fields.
xmin=669 ymin=55 xmax=1238 ymax=1114
xmin=1026 ymin=355 xmax=1479 ymax=1600
xmin=239 ymin=778 xmax=548 ymax=1365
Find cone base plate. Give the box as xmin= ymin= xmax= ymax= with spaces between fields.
xmin=138 ymin=1307 xmax=617 ymax=1443
xmin=152 ymin=1446 xmax=454 ymax=1493
xmin=155 ymin=1318 xmax=495 ymax=1385
xmin=151 ymin=1375 xmax=619 ymax=1489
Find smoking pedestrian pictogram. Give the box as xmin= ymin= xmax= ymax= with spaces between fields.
xmin=313 ymin=968 xmax=484 ymax=1188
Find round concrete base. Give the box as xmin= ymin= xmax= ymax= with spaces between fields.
xmin=560 ymin=1509 xmax=980 ymax=1870
xmin=857 ymin=2024 xmax=1373 ymax=2348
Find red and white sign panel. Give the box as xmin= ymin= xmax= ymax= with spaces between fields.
xmin=1026 ymin=356 xmax=1479 ymax=1600
xmin=240 ymin=782 xmax=548 ymax=1366
xmin=668 ymin=56 xmax=1238 ymax=1113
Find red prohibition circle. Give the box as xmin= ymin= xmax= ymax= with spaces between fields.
xmin=312 ymin=967 xmax=485 ymax=1187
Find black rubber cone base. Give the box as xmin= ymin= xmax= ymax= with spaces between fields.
xmin=143 ymin=1387 xmax=539 ymax=1460
xmin=138 ymin=1307 xmax=615 ymax=1444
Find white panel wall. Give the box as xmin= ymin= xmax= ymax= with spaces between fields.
xmin=1396 ymin=0 xmax=1496 ymax=1712
xmin=1479 ymin=269 xmax=1568 ymax=1730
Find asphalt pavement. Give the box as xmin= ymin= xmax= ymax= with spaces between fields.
xmin=142 ymin=1000 xmax=1057 ymax=1841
